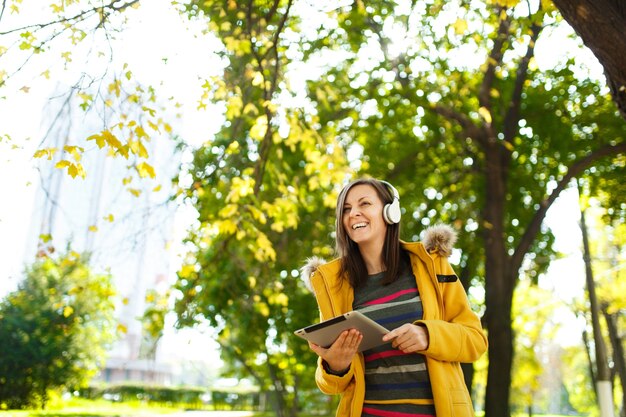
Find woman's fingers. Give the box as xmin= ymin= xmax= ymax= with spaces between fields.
xmin=307 ymin=329 xmax=362 ymax=372
xmin=383 ymin=323 xmax=429 ymax=353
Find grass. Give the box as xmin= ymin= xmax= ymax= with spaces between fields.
xmin=0 ymin=397 xmax=182 ymax=417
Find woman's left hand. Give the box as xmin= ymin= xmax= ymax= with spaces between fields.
xmin=382 ymin=323 xmax=429 ymax=353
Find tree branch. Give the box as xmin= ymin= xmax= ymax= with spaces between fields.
xmin=432 ymin=104 xmax=487 ymax=147
xmin=511 ymin=142 xmax=626 ymax=271
xmin=0 ymin=0 xmax=7 ymax=26
xmin=478 ymin=8 xmax=511 ymax=109
xmin=503 ymin=18 xmax=542 ymax=141
xmin=0 ymin=0 xmax=139 ymax=35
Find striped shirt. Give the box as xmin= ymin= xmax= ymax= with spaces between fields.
xmin=353 ymin=268 xmax=436 ymax=417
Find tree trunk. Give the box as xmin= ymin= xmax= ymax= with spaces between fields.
xmin=551 ymin=0 xmax=626 ymax=119
xmin=267 ymin=360 xmax=287 ymax=417
xmin=580 ymin=203 xmax=614 ymax=417
xmin=582 ymin=329 xmax=599 ymax=397
xmin=603 ymin=309 xmax=626 ymax=417
xmin=483 ymin=143 xmax=515 ymax=417
xmin=459 ymin=267 xmax=476 ymax=395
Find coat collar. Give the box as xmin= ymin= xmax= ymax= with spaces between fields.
xmin=300 ymin=224 xmax=457 ymax=290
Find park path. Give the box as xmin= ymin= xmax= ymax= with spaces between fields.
xmin=149 ymin=412 xmax=255 ymax=417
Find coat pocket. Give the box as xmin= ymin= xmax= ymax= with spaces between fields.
xmin=450 ymin=388 xmax=473 ymax=417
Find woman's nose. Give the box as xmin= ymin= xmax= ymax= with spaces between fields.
xmin=349 ymin=207 xmax=361 ymax=217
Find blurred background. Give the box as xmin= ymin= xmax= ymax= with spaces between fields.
xmin=0 ymin=1 xmax=624 ymax=416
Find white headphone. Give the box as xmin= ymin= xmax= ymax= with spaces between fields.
xmin=380 ymin=180 xmax=401 ymax=224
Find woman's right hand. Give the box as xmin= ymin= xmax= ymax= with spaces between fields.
xmin=308 ymin=329 xmax=363 ymax=373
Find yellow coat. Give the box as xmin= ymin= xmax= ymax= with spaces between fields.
xmin=302 ymin=226 xmax=487 ymax=417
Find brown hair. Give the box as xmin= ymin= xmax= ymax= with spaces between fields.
xmin=335 ymin=178 xmax=406 ymax=288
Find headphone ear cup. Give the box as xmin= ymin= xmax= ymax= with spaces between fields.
xmin=383 ymin=200 xmax=401 ymax=224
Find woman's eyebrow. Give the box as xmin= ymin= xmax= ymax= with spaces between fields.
xmin=344 ymin=196 xmax=372 ymax=206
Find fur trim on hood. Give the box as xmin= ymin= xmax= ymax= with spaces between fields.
xmin=422 ymin=224 xmax=457 ymax=257
xmin=300 ymin=256 xmax=327 ymax=291
xmin=299 ymin=224 xmax=457 ymax=291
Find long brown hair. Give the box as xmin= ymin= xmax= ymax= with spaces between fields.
xmin=335 ymin=178 xmax=405 ymax=288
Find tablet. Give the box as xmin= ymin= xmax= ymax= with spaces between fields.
xmin=294 ymin=310 xmax=389 ymax=352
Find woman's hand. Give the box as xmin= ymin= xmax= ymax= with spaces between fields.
xmin=308 ymin=329 xmax=363 ymax=373
xmin=382 ymin=323 xmax=429 ymax=353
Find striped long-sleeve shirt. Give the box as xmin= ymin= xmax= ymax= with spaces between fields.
xmin=353 ymin=267 xmax=436 ymax=417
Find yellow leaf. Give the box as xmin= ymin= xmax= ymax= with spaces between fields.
xmin=108 ymin=79 xmax=121 ymax=97
xmin=251 ymin=72 xmax=264 ymax=86
xmin=122 ymin=176 xmax=132 ymax=185
xmin=122 ymin=297 xmax=129 ymax=305
xmin=218 ymin=219 xmax=237 ymax=235
xmin=226 ymin=95 xmax=243 ymax=119
xmin=478 ymin=106 xmax=492 ymax=124
xmin=87 ymin=133 xmax=106 ymax=148
xmin=152 ymin=185 xmax=162 ymax=192
xmin=274 ymin=293 xmax=288 ymax=307
xmin=226 ymin=141 xmax=240 ymax=154
xmin=102 ymin=130 xmax=122 ymax=150
xmin=117 ymin=323 xmax=128 ymax=334
xmin=118 ymin=145 xmax=129 ymax=159
xmin=103 ymin=214 xmax=114 ymax=222
xmin=453 ymin=18 xmax=468 ymax=35
xmin=128 ymin=188 xmax=142 ymax=197
xmin=496 ymin=0 xmax=519 ymax=6
xmin=62 ymin=306 xmax=74 ymax=317
xmin=243 ymin=103 xmax=258 ymax=115
xmin=257 ymin=302 xmax=270 ymax=317
xmin=51 ymin=3 xmax=65 ymax=13
xmin=129 ymin=140 xmax=148 ymax=158
xmin=142 ymin=106 xmax=156 ymax=117
xmin=55 ymin=160 xmax=71 ymax=169
xmin=249 ymin=116 xmax=268 ymax=141
xmin=34 ymin=148 xmax=57 ymax=160
xmin=135 ymin=125 xmax=149 ymax=139
xmin=88 ymin=225 xmax=98 ymax=232
xmin=63 ymin=145 xmax=84 ymax=161
xmin=67 ymin=162 xmax=86 ymax=179
xmin=136 ymin=161 xmax=156 ymax=179
xmin=219 ymin=204 xmax=238 ymax=218
xmin=179 ymin=264 xmax=196 ymax=278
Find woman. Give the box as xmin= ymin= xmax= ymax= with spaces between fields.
xmin=302 ymin=178 xmax=487 ymax=417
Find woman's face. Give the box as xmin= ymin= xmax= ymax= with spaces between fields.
xmin=342 ymin=184 xmax=387 ymax=248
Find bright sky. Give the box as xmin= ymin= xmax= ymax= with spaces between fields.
xmin=0 ymin=0 xmax=603 ymax=366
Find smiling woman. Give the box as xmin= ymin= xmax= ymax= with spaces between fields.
xmin=301 ymin=177 xmax=488 ymax=417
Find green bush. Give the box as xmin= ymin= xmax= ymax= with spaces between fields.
xmin=0 ymin=252 xmax=116 ymax=409
xmin=78 ymin=383 xmax=206 ymax=408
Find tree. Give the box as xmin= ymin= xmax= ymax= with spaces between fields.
xmin=0 ymin=1 xmax=172 ymax=194
xmin=550 ymin=0 xmax=626 ymax=119
xmin=294 ymin=1 xmax=626 ymax=416
xmin=172 ymin=1 xmax=349 ymax=416
xmin=0 ymin=250 xmax=117 ymax=409
xmin=579 ymin=194 xmax=614 ymax=417
xmin=510 ymin=281 xmax=559 ymax=416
